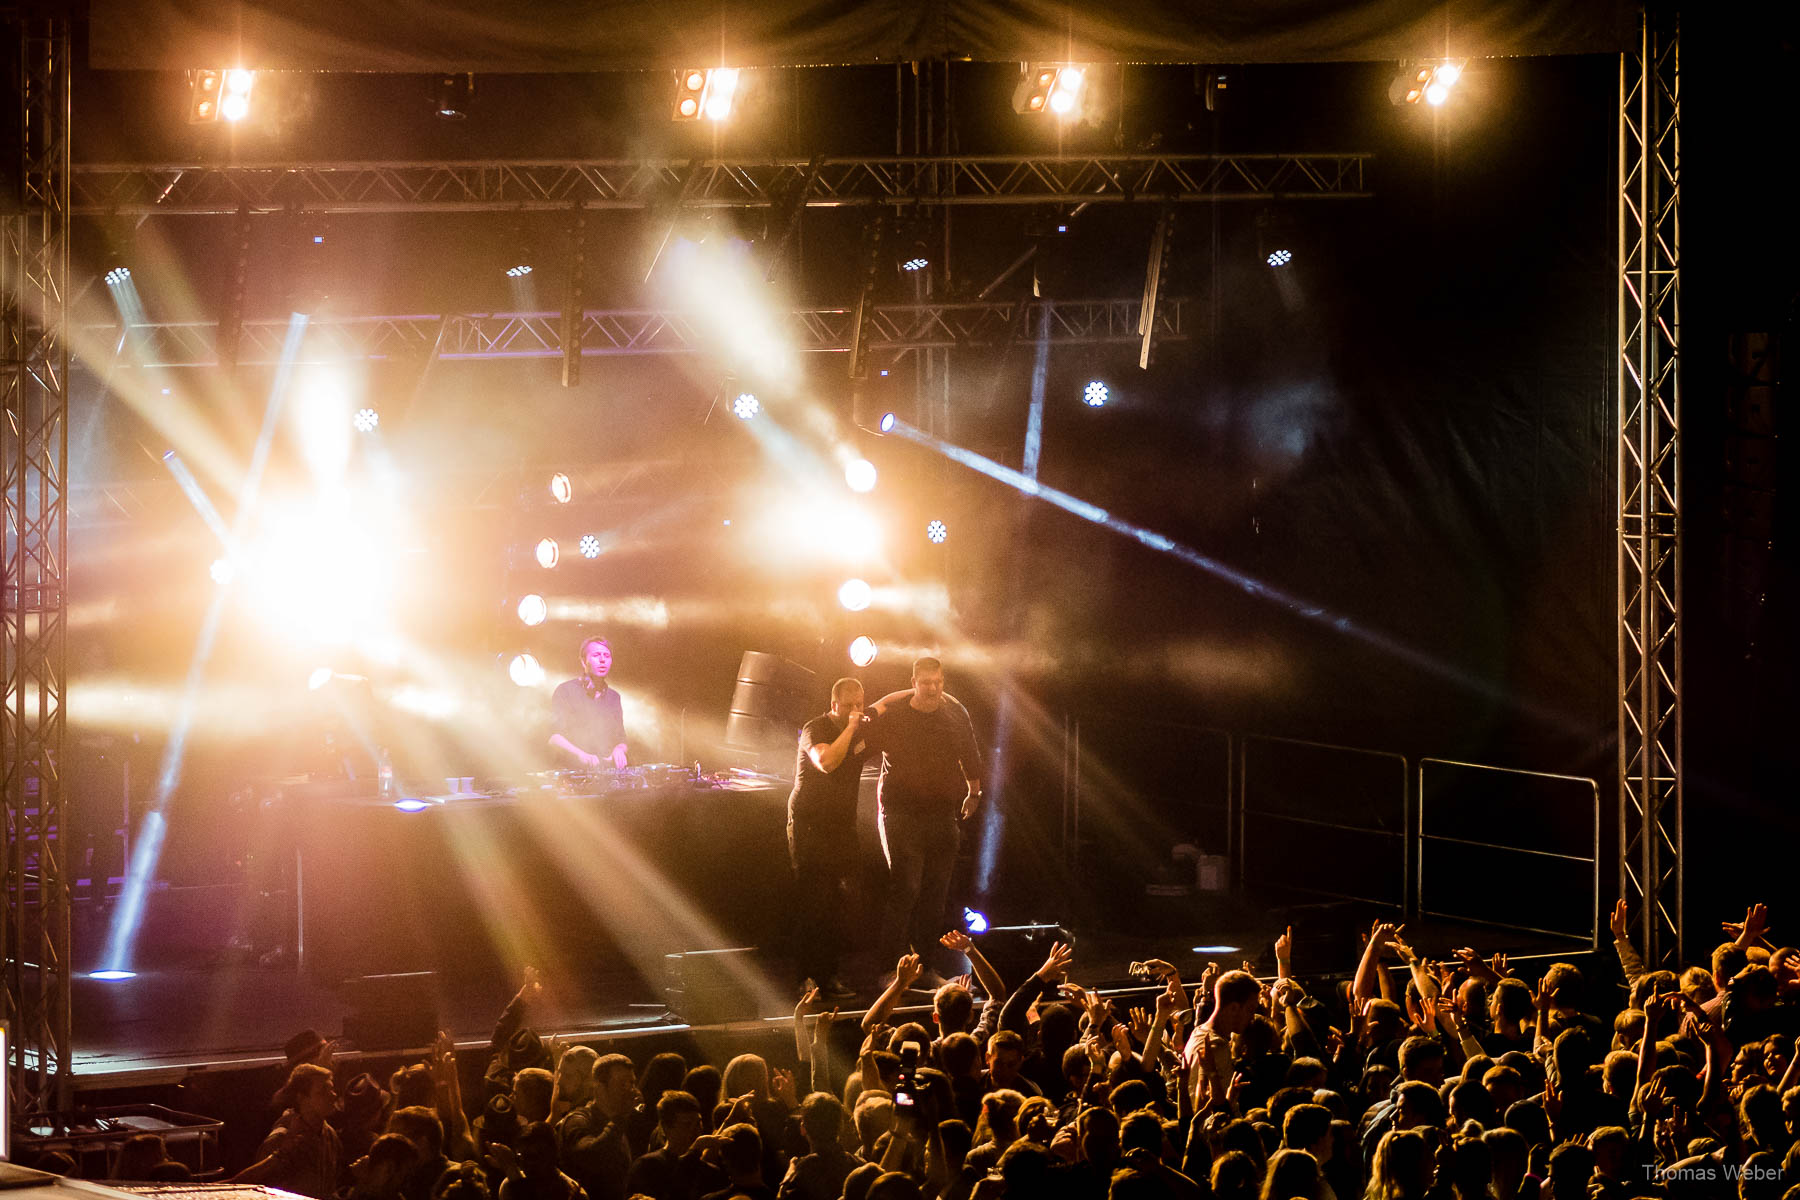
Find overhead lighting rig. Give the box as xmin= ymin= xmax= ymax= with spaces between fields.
xmin=1013 ymin=65 xmax=1086 ymax=118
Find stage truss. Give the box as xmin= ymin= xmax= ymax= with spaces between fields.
xmin=69 ymin=152 xmax=1371 ymax=215
xmin=2 ymin=14 xmax=73 ymax=1113
xmin=1617 ymin=8 xmax=1682 ymax=967
xmin=86 ymin=297 xmax=1192 ymax=368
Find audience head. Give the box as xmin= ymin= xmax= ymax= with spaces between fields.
xmin=1211 ymin=970 xmax=1262 ymax=1034
xmin=274 ymin=1062 xmax=337 ymax=1124
xmin=933 ymin=983 xmax=974 ymax=1034
xmin=1262 ymin=1148 xmax=1322 ymax=1200
xmin=592 ymin=1053 xmax=637 ymax=1115
xmin=387 ymin=1107 xmax=445 ymax=1162
xmin=1367 ymin=1129 xmax=1434 ymax=1200
xmin=511 ymin=1068 xmax=553 ymax=1124
xmin=655 ymin=1089 xmax=703 ymax=1153
xmin=682 ymin=1064 xmax=722 ymax=1121
xmin=717 ymin=1121 xmax=763 ymax=1182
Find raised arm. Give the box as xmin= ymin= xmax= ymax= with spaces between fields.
xmin=941 ymin=929 xmax=1006 ymax=1001
xmin=862 ymin=953 xmax=924 ymax=1032
xmin=1353 ymin=922 xmax=1398 ymax=1004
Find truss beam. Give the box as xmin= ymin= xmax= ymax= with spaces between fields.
xmin=3 ymin=14 xmax=74 ymax=1113
xmin=86 ymin=298 xmax=1194 ymax=368
xmin=1617 ymin=8 xmax=1682 ymax=968
xmin=70 ymin=154 xmax=1371 ymax=216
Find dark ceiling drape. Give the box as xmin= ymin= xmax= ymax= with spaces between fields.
xmin=89 ymin=0 xmax=1631 ymax=72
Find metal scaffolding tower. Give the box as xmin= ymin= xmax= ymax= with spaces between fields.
xmin=2 ymin=12 xmax=73 ymax=1112
xmin=1617 ymin=7 xmax=1682 ymax=968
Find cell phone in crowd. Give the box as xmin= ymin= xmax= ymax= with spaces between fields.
xmin=894 ymin=1040 xmax=923 ymax=1108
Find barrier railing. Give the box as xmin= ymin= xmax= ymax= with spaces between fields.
xmin=1415 ymin=759 xmax=1601 ymax=949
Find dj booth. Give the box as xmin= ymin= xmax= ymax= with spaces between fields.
xmin=291 ymin=769 xmax=798 ymax=987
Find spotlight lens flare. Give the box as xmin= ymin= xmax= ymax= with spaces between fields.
xmin=838 ymin=578 xmax=873 ymax=612
xmin=878 ymin=412 xmax=897 ymax=434
xmin=209 ymin=558 xmax=235 ymax=585
xmin=220 ymin=92 xmax=250 ymax=122
xmin=352 ymin=407 xmax=379 ymax=433
xmin=1083 ymin=380 xmax=1109 ymax=407
xmin=535 ymin=538 xmax=560 ymax=569
xmin=518 ymin=594 xmax=548 ymax=626
xmin=733 ymin=392 xmax=760 ymax=420
xmin=225 ymin=69 xmax=255 ymax=94
xmin=1425 ymin=82 xmax=1450 ymax=106
xmin=845 ymin=458 xmax=877 ymax=493
xmin=926 ymin=519 xmax=948 ymax=544
xmin=394 ymin=798 xmax=431 ymax=813
xmin=1048 ymin=89 xmax=1076 ymax=114
xmin=509 ymin=653 xmax=546 ymax=687
xmin=307 ymin=666 xmax=333 ymax=691
xmin=1436 ymin=63 xmax=1462 ymax=86
xmin=848 ymin=635 xmax=878 ymax=667
xmin=549 ymin=472 xmax=573 ymax=504
xmin=1266 ymin=248 xmax=1293 ymax=267
xmin=87 ymin=970 xmax=138 ymax=981
xmin=579 ymin=534 xmax=602 ymax=559
xmin=963 ymin=907 xmax=989 ymax=934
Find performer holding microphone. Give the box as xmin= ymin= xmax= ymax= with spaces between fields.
xmin=548 ymin=636 xmax=629 ymax=770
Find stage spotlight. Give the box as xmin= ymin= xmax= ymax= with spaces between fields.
xmin=549 ymin=472 xmax=573 ymax=503
xmin=838 ymin=578 xmax=873 ymax=612
xmin=963 ymin=906 xmax=990 ymax=934
xmin=579 ymin=534 xmax=602 ymax=558
xmin=926 ymin=519 xmax=948 ymax=544
xmin=535 ymin=538 xmax=560 ymax=569
xmin=187 ymin=70 xmax=222 ymax=123
xmin=1266 ymin=248 xmax=1293 ymax=267
xmin=307 ymin=666 xmax=333 ymax=691
xmin=879 ymin=412 xmax=897 ymax=434
xmin=733 ymin=392 xmax=760 ymax=420
xmin=87 ymin=970 xmax=137 ymax=981
xmin=674 ymin=69 xmax=706 ymax=119
xmin=1014 ymin=65 xmax=1085 ymax=118
xmin=1083 ymin=380 xmax=1109 ymax=407
xmin=845 ymin=458 xmax=878 ymax=493
xmin=394 ymin=798 xmax=431 ymax=812
xmin=1391 ymin=61 xmax=1466 ymax=106
xmin=352 ymin=407 xmax=379 ymax=433
xmin=209 ymin=558 xmax=234 ymax=585
xmin=518 ymin=594 xmax=548 ymax=626
xmin=703 ymin=68 xmax=740 ymax=121
xmin=220 ymin=69 xmax=255 ymax=122
xmin=506 ymin=264 xmax=533 ymax=278
xmin=848 ymin=635 xmax=878 ymax=667
xmin=104 ymin=265 xmax=131 ymax=287
xmin=1191 ymin=944 xmax=1241 ymax=954
xmin=899 ymin=240 xmax=930 ymax=272
xmin=509 ymin=652 xmax=546 ymax=687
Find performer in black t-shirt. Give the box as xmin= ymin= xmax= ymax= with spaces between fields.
xmin=870 ymin=656 xmax=983 ymax=981
xmin=548 ymin=637 xmax=628 ymax=769
xmin=787 ymin=677 xmax=880 ymax=1000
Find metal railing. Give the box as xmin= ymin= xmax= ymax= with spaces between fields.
xmin=1416 ymin=759 xmax=1601 ymax=949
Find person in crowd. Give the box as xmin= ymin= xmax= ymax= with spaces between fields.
xmin=345 ymin=1133 xmax=421 ymax=1200
xmin=236 ymin=1062 xmax=342 ymax=1198
xmin=557 ymin=1053 xmax=637 ymax=1200
xmin=548 ymin=637 xmax=627 ymax=770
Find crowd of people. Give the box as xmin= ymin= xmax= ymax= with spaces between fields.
xmin=21 ymin=899 xmax=1800 ymax=1200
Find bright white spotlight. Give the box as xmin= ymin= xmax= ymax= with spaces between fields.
xmin=549 ymin=472 xmax=573 ymax=503
xmin=219 ymin=69 xmax=254 ymax=122
xmin=535 ymin=538 xmax=560 ymax=569
xmin=878 ymin=412 xmax=897 ymax=434
xmin=579 ymin=534 xmax=602 ymax=558
xmin=225 ymin=68 xmax=255 ymax=93
xmin=733 ymin=392 xmax=760 ymax=420
xmin=352 ymin=407 xmax=380 ymax=433
xmin=1191 ymin=944 xmax=1241 ymax=954
xmin=1266 ymin=248 xmax=1294 ymax=267
xmin=509 ymin=653 xmax=545 ymax=687
xmin=901 ymin=255 xmax=929 ymax=272
xmin=838 ymin=578 xmax=873 ymax=612
xmin=220 ymin=92 xmax=250 ymax=122
xmin=1435 ymin=63 xmax=1462 ymax=86
xmin=307 ymin=666 xmax=334 ymax=691
xmin=845 ymin=458 xmax=878 ymax=493
xmin=1083 ymin=380 xmax=1109 ymax=407
xmin=87 ymin=970 xmax=137 ymax=981
xmin=1425 ymin=82 xmax=1450 ymax=106
xmin=926 ymin=519 xmax=948 ymax=544
xmin=394 ymin=798 xmax=431 ymax=813
xmin=209 ymin=558 xmax=234 ymax=585
xmin=506 ymin=264 xmax=533 ymax=278
xmin=963 ymin=906 xmax=989 ymax=934
xmin=703 ymin=68 xmax=740 ymax=121
xmin=518 ymin=594 xmax=548 ymax=626
xmin=849 ymin=635 xmax=878 ymax=667
xmin=104 ymin=266 xmax=131 ymax=286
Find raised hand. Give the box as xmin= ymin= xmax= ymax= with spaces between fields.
xmin=1128 ymin=1007 xmax=1153 ymax=1043
xmin=1274 ymin=925 xmax=1293 ymax=962
xmin=940 ymin=929 xmax=974 ymax=954
xmin=796 ymin=985 xmax=822 ymax=1017
xmin=772 ymin=1067 xmax=798 ymax=1108
xmin=1491 ymin=951 xmax=1509 ymax=978
xmin=1610 ymin=898 xmax=1631 ymax=940
xmin=1035 ymin=941 xmax=1075 ymax=982
xmin=519 ymin=964 xmax=544 ymax=1005
xmin=895 ymin=953 xmax=924 ymax=989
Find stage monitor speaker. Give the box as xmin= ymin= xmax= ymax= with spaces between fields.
xmin=342 ymin=971 xmax=438 ymax=1051
xmin=970 ymin=924 xmax=1074 ymax=989
xmin=724 ymin=652 xmax=815 ymax=751
xmin=664 ymin=947 xmax=766 ymax=1025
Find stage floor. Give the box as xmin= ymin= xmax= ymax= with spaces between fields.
xmin=69 ymin=911 xmax=1598 ymax=1090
